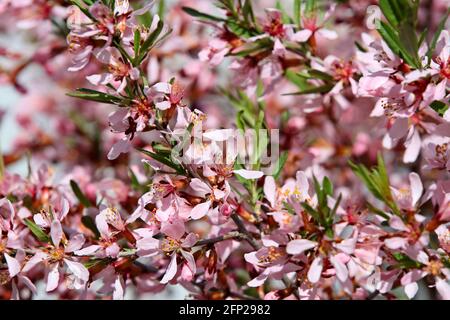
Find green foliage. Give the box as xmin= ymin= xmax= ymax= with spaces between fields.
xmin=81 ymin=216 xmax=100 ymax=238
xmin=137 ymin=19 xmax=166 ymax=64
xmin=377 ymin=0 xmax=432 ymax=69
xmin=284 ymin=68 xmax=336 ymax=96
xmin=70 ymin=180 xmax=93 ymax=207
xmin=301 ymin=176 xmax=340 ymax=237
xmin=182 ymin=7 xmax=225 ymax=22
xmin=427 ymin=8 xmax=450 ymax=64
xmin=137 ymin=148 xmax=187 ymax=175
xmin=392 ymin=252 xmax=423 ymax=269
xmin=430 ymin=100 xmax=449 ymax=117
xmin=24 ymin=219 xmax=51 ymax=243
xmin=182 ymin=2 xmax=259 ymax=38
xmin=349 ymin=154 xmax=400 ymax=216
xmin=67 ymin=88 xmax=125 ymax=105
xmin=273 ymin=151 xmax=288 ymax=180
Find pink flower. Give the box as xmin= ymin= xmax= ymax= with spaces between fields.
xmin=87 ymin=47 xmax=140 ymax=94
xmin=158 ymin=232 xmax=198 ymax=284
xmin=244 ymin=234 xmax=300 ymax=287
xmin=199 ymin=39 xmax=230 ymax=66
xmin=400 ymin=251 xmax=450 ymax=300
xmin=291 ymin=4 xmax=338 ymax=43
xmin=390 ymin=172 xmax=423 ymax=211
xmin=75 ymin=207 xmax=134 ymax=258
xmin=23 ymin=220 xmax=89 ymax=292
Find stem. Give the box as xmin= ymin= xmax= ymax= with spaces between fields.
xmin=366 ymin=290 xmax=380 ymax=300
xmin=195 ymin=231 xmax=244 ymax=246
xmin=230 ymin=213 xmax=260 ymax=250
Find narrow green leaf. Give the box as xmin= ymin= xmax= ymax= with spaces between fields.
xmin=283 ymin=84 xmax=334 ymax=96
xmin=379 ymin=0 xmax=400 ymax=27
xmin=427 ymin=8 xmax=450 ymax=64
xmin=273 ymin=151 xmax=288 ymax=180
xmin=430 ymin=100 xmax=449 ymax=117
xmin=301 ymin=202 xmax=322 ymax=224
xmin=67 ymin=88 xmax=123 ymax=105
xmin=81 ymin=216 xmax=100 ymax=238
xmin=133 ymin=29 xmax=141 ymax=65
xmin=378 ymin=21 xmax=418 ymax=68
xmin=182 ymin=7 xmax=225 ymax=22
xmin=138 ymin=20 xmax=164 ymax=63
xmin=137 ymin=148 xmax=186 ymax=175
xmin=294 ymin=0 xmax=302 ymax=26
xmin=70 ymin=180 xmax=93 ymax=207
xmin=24 ymin=219 xmax=51 ymax=243
xmin=322 ymin=177 xmax=333 ymax=196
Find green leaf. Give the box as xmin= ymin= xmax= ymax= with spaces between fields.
xmin=301 ymin=202 xmax=323 ymax=225
xmin=273 ymin=151 xmax=288 ymax=180
xmin=378 ymin=21 xmax=417 ymax=68
xmin=392 ymin=252 xmax=422 ymax=269
xmin=137 ymin=148 xmax=186 ymax=175
xmin=398 ymin=23 xmax=420 ymax=67
xmin=182 ymin=7 xmax=225 ymax=22
xmin=67 ymin=88 xmax=123 ymax=105
xmin=285 ymin=70 xmax=310 ymax=90
xmin=133 ymin=29 xmax=141 ymax=65
xmin=226 ymin=20 xmax=257 ymax=38
xmin=366 ymin=201 xmax=390 ymax=219
xmin=70 ymin=180 xmax=93 ymax=207
xmin=305 ymin=0 xmax=316 ymax=15
xmin=430 ymin=100 xmax=449 ymax=117
xmin=128 ymin=168 xmax=142 ymax=191
xmin=349 ymin=154 xmax=401 ymax=216
xmin=70 ymin=0 xmax=95 ymax=21
xmin=355 ymin=41 xmax=368 ymax=52
xmin=283 ymin=84 xmax=334 ymax=96
xmin=427 ymin=8 xmax=450 ymax=64
xmin=294 ymin=0 xmax=302 ymax=26
xmin=158 ymin=0 xmax=166 ymax=19
xmin=24 ymin=219 xmax=51 ymax=243
xmin=322 ymin=177 xmax=333 ymax=196
xmin=308 ymin=69 xmax=335 ymax=82
xmin=138 ymin=19 xmax=164 ymax=63
xmin=242 ymin=0 xmax=256 ymax=25
xmin=84 ymin=259 xmax=105 ymax=269
xmin=379 ymin=0 xmax=400 ymax=27
xmin=81 ymin=216 xmax=100 ymax=238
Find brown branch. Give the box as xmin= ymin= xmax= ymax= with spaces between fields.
xmin=195 ymin=231 xmax=244 ymax=246
xmin=230 ymin=213 xmax=260 ymax=250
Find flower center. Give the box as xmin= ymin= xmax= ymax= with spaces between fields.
xmin=48 ymin=247 xmax=65 ymax=263
xmin=426 ymin=260 xmax=443 ymax=276
xmin=258 ymin=247 xmax=283 ymax=264
xmin=160 ymin=237 xmax=180 ymax=255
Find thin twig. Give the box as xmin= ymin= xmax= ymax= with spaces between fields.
xmin=195 ymin=231 xmax=244 ymax=246
xmin=366 ymin=290 xmax=380 ymax=300
xmin=230 ymin=213 xmax=260 ymax=250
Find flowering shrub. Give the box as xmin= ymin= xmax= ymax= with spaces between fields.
xmin=0 ymin=0 xmax=449 ymax=300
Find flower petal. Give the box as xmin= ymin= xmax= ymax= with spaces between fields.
xmin=64 ymin=259 xmax=90 ymax=282
xmin=46 ymin=263 xmax=60 ymax=292
xmin=233 ymin=169 xmax=264 ymax=180
xmin=286 ymin=239 xmax=317 ymax=255
xmin=4 ymin=253 xmax=21 ymax=278
xmin=190 ymin=200 xmax=211 ymax=220
xmin=50 ymin=220 xmax=63 ymax=248
xmin=409 ymin=172 xmax=423 ymax=207
xmin=307 ymin=256 xmax=323 ymax=283
xmin=161 ymin=254 xmax=178 ymax=284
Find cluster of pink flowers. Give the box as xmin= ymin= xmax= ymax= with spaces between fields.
xmin=0 ymin=0 xmax=449 ymax=300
